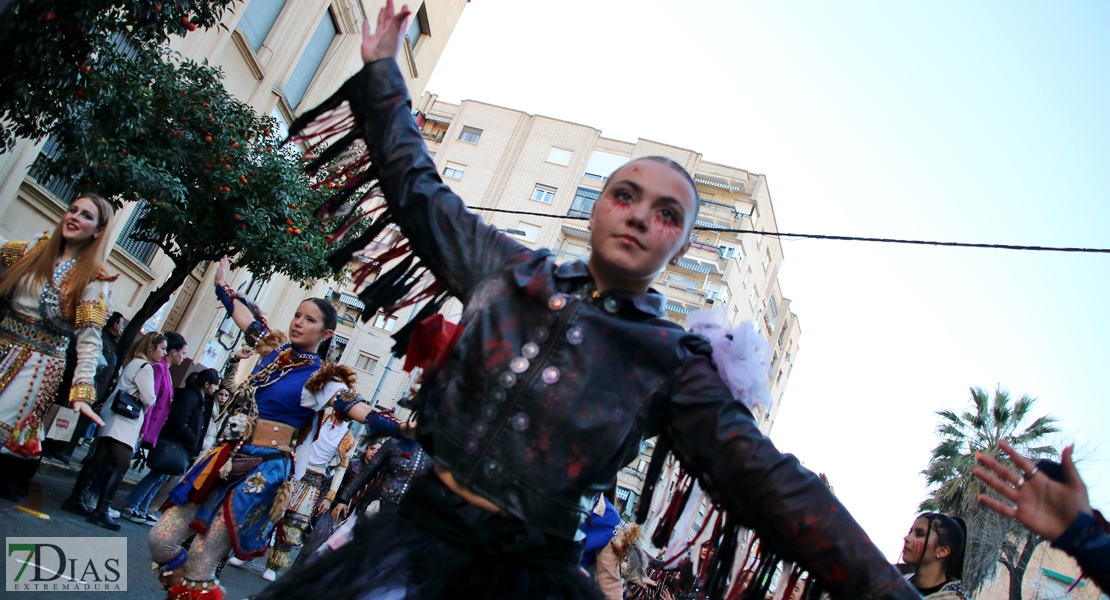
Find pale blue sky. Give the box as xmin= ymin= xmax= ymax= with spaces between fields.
xmin=425 ymin=0 xmax=1110 ymax=560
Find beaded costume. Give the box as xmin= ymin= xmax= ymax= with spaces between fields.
xmin=265 ymin=414 xmax=356 ymax=574
xmin=147 ymin=286 xmax=397 ymax=600
xmin=0 ymin=235 xmax=114 ymax=458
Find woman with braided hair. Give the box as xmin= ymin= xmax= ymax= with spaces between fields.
xmin=900 ymin=513 xmax=969 ymax=599
xmin=146 ymin=257 xmax=404 ymax=600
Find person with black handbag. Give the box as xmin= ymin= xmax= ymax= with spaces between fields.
xmin=61 ymin=331 xmax=163 ymax=530
xmin=125 ymin=368 xmax=220 ymax=524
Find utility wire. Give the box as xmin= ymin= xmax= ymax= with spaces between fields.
xmin=468 ymin=206 xmax=1110 ymax=255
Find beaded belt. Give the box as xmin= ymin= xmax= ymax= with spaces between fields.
xmin=299 ymin=468 xmax=326 ymax=488
xmin=0 ymin=312 xmax=68 ymax=358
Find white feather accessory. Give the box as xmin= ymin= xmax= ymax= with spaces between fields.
xmin=685 ymin=308 xmax=772 ymax=411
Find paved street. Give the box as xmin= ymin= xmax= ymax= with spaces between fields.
xmin=1 ymin=466 xmax=273 ymax=599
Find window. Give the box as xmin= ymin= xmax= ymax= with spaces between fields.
xmin=509 ymin=222 xmax=541 ymax=243
xmin=568 ymin=187 xmax=600 ymax=218
xmin=443 ymin=161 xmax=465 ymax=180
xmin=240 ymin=0 xmax=289 ymax=52
xmin=749 ymin=288 xmax=759 ymax=310
xmin=529 ymin=184 xmax=556 ymax=204
xmin=547 ymin=147 xmax=572 ymax=166
xmin=743 ymin=268 xmax=752 ymax=286
xmin=332 ymin=335 xmax=349 ymax=360
xmin=636 ymin=459 xmax=649 ymax=473
xmin=285 ymin=9 xmax=338 ymax=108
xmin=706 ymin=282 xmax=728 ymax=304
xmin=584 ymin=151 xmax=629 ymax=179
xmin=762 ymin=248 xmax=772 ymax=271
xmin=719 ymin=243 xmax=742 ymax=264
xmin=458 ymin=126 xmax=482 ymax=144
xmin=354 ymin=353 xmax=378 ymax=373
xmin=405 ymin=3 xmax=430 ymax=52
xmin=372 ymin=312 xmax=398 ymax=332
xmin=269 ymin=107 xmax=289 ymax=141
xmin=616 ymin=487 xmax=632 ymax=501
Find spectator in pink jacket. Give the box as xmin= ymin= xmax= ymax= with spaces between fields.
xmin=137 ymin=332 xmax=187 ymax=448
xmin=124 ymin=332 xmax=187 ymax=524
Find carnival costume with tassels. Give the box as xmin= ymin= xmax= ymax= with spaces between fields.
xmin=255 ymin=58 xmax=919 ymax=600
xmin=148 ymin=290 xmax=398 ymax=600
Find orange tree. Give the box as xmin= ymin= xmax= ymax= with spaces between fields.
xmin=0 ymin=0 xmax=236 ymax=152
xmin=35 ymin=46 xmax=345 ymax=362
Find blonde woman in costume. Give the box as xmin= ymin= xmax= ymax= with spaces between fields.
xmin=0 ymin=194 xmax=115 ymax=498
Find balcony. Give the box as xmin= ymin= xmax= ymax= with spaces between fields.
xmin=421 ymin=130 xmax=445 ymax=143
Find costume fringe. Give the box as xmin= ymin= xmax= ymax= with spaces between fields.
xmin=270 ymin=481 xmax=293 ymax=523
xmin=285 ymin=70 xmax=449 ymax=358
xmin=218 ymin=459 xmax=233 ymax=480
xmin=304 ymin=363 xmax=358 ymax=393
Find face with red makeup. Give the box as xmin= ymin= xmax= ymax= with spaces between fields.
xmin=902 ymin=516 xmax=950 ymax=566
xmin=588 ymin=158 xmax=697 ymax=293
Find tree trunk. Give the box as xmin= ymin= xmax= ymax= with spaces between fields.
xmin=115 ymin=258 xmax=199 ymax=368
xmin=1007 ymin=530 xmax=1041 ymax=600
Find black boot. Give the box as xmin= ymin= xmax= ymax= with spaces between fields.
xmin=86 ymin=469 xmax=124 ymax=531
xmin=61 ymin=459 xmax=101 ymax=516
xmin=0 ymin=456 xmax=20 ymax=502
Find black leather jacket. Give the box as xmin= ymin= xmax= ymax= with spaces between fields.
xmin=336 ymin=437 xmax=434 ymax=509
xmin=341 ymin=59 xmax=917 ymax=599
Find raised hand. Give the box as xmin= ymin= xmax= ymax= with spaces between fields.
xmin=361 ymin=0 xmax=412 ymax=64
xmin=974 ymin=440 xmax=1092 ymax=541
xmin=331 ymin=502 xmax=349 ymax=522
xmin=215 ymin=256 xmax=230 ymax=286
xmin=234 ymin=346 xmax=253 ymax=361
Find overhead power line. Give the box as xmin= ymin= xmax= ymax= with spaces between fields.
xmin=468 ymin=207 xmax=1110 ymax=255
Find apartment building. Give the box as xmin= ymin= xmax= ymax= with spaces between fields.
xmin=324 ymin=92 xmax=803 ymax=506
xmin=0 ymin=0 xmax=467 ymax=403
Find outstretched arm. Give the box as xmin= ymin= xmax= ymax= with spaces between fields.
xmin=213 ymin=257 xmax=258 ymax=334
xmin=324 ymin=1 xmax=529 ymax=298
xmin=662 ymin=339 xmax=916 ymax=599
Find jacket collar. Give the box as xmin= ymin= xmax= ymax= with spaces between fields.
xmin=554 ymin=259 xmax=667 ymax=319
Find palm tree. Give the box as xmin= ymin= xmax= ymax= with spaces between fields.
xmin=920 ymin=386 xmax=1059 ymax=597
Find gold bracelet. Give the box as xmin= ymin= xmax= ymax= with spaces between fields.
xmin=69 ymin=382 xmax=96 ymax=405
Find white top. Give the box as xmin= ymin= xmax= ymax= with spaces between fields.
xmin=97 ymin=358 xmax=157 ymax=450
xmin=294 ymin=417 xmax=351 ymax=480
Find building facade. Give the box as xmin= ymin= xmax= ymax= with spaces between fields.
xmin=0 ymin=0 xmax=468 ymax=405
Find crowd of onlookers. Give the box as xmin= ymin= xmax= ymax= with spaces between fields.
xmin=0 ymin=311 xmax=233 ymax=534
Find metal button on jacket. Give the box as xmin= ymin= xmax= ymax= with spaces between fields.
xmin=463 ymin=438 xmax=480 ymax=455
xmin=490 ymin=388 xmax=506 ymax=403
xmin=471 ymin=421 xmax=489 ymax=438
xmin=603 ymin=297 xmax=620 ymax=313
xmin=511 ymin=413 xmax=530 ymax=432
xmin=534 ymin=328 xmax=550 ymax=343
xmin=509 ymin=357 xmax=530 ymax=373
xmin=481 ymin=404 xmax=499 ymax=421
xmin=498 ymin=371 xmax=517 ymax=388
xmin=541 ymin=366 xmax=560 ymax=385
xmin=521 ymin=342 xmax=540 ymax=359
xmin=547 ymin=294 xmax=567 ymax=310
xmin=566 ymin=327 xmax=584 ymax=345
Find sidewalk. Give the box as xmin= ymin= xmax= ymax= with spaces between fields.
xmin=39 ymin=440 xmax=156 ymax=493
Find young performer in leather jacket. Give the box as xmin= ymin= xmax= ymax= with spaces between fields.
xmin=260 ymin=3 xmax=920 ymax=599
